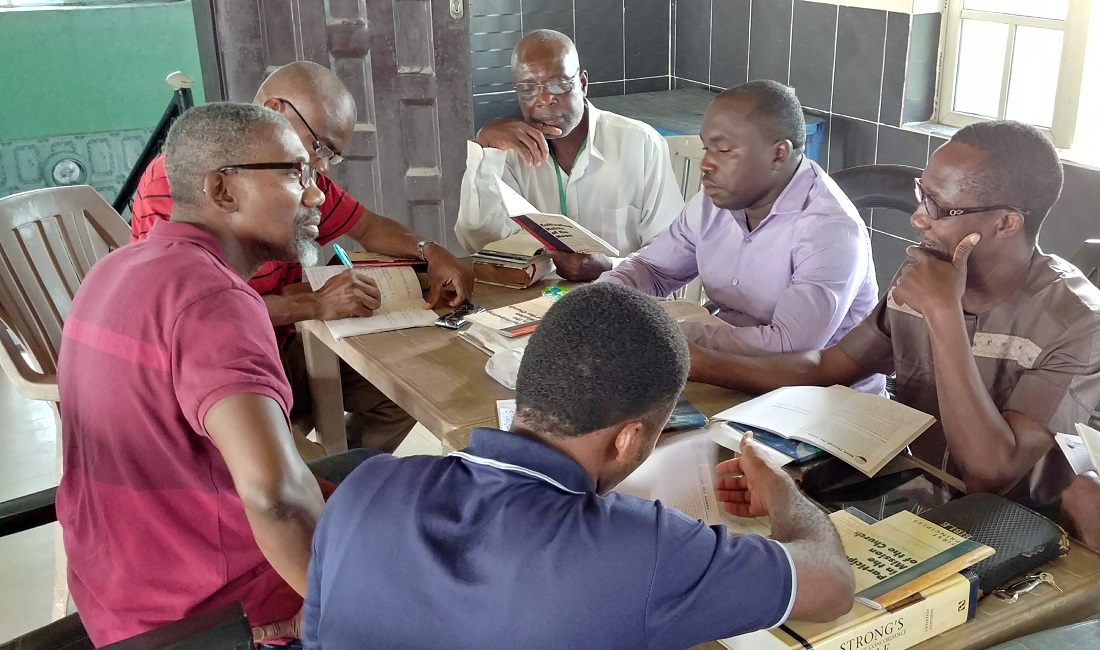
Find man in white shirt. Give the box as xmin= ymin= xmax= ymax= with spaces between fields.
xmin=456 ymin=29 xmax=684 ymax=281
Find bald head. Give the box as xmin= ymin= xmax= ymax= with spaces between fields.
xmin=256 ymin=61 xmax=356 ymax=124
xmin=254 ymin=62 xmax=356 ymax=169
xmin=164 ymin=102 xmax=292 ymax=206
xmin=512 ymin=29 xmax=579 ymax=71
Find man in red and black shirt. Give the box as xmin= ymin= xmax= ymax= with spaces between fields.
xmin=132 ymin=61 xmax=473 ymax=453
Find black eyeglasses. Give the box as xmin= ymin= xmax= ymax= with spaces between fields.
xmin=277 ymin=98 xmax=344 ymax=166
xmin=513 ymin=73 xmax=579 ymax=100
xmin=218 ymin=161 xmax=317 ymax=189
xmin=914 ymin=178 xmax=1031 ymax=221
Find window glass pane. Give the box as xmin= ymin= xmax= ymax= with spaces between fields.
xmin=1005 ymin=27 xmax=1063 ymax=128
xmin=963 ymin=0 xmax=1068 ymax=20
xmin=954 ymin=20 xmax=1009 ymax=118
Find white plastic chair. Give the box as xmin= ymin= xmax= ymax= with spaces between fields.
xmin=664 ymin=135 xmax=707 ymax=305
xmin=0 ymin=185 xmax=129 ymax=619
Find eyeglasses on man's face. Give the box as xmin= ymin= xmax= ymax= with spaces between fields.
xmin=913 ymin=178 xmax=1031 ymax=221
xmin=277 ymin=98 xmax=345 ymax=166
xmin=218 ymin=161 xmax=318 ymax=189
xmin=513 ymin=74 xmax=579 ymax=100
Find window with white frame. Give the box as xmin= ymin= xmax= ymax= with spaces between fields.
xmin=939 ymin=0 xmax=1093 ymax=148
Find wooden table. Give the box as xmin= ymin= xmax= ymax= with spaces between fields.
xmin=298 ymin=279 xmax=749 ymax=453
xmin=299 ymin=279 xmax=1100 ymax=649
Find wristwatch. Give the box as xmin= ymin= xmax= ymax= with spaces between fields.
xmin=417 ymin=240 xmax=439 ymax=261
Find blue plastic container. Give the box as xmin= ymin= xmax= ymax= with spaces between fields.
xmin=805 ymin=115 xmax=826 ymax=165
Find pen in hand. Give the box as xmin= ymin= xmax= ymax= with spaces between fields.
xmin=333 ymin=243 xmax=354 ymax=269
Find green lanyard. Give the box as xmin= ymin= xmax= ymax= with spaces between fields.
xmin=551 ymin=140 xmax=587 ymax=216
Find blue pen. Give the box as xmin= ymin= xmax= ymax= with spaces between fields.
xmin=333 ymin=243 xmax=354 ymax=269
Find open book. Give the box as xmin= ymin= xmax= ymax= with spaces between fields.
xmin=495 ymin=177 xmax=619 ymax=256
xmin=615 ymin=430 xmax=772 ymax=538
xmin=711 ymin=385 xmax=935 ymax=477
xmin=1055 ymin=423 xmax=1100 ymax=475
xmin=302 ymin=265 xmax=436 ymax=339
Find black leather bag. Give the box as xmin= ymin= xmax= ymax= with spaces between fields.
xmin=918 ymin=493 xmax=1069 ymax=596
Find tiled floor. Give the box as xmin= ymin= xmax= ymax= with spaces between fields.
xmin=0 ymin=368 xmax=441 ymax=642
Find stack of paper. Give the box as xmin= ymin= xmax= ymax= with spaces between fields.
xmin=302 ymin=265 xmax=437 ymax=340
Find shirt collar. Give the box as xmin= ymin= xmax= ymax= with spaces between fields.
xmin=457 ymin=428 xmax=596 ymax=494
xmin=146 ymin=219 xmax=233 ymax=270
xmin=769 ymin=154 xmax=817 ymax=216
xmin=729 ymin=154 xmax=816 ymax=232
xmin=583 ymin=101 xmax=605 ymax=162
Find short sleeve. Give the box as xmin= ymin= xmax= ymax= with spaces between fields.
xmin=1004 ymin=319 xmax=1100 ymax=433
xmin=645 ymin=503 xmax=795 ymax=648
xmin=171 ymin=288 xmax=292 ymax=436
xmin=837 ymin=294 xmax=896 ymax=376
xmin=315 ymin=176 xmax=365 ymax=245
xmin=130 ymin=155 xmax=173 ymax=242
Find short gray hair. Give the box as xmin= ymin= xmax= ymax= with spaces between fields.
xmin=164 ymin=103 xmax=290 ymax=205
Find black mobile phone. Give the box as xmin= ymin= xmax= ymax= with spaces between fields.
xmin=435 ymin=303 xmax=485 ymax=329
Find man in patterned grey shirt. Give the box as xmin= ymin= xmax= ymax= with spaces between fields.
xmin=690 ymin=120 xmax=1100 ymax=517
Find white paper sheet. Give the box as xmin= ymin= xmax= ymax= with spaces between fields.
xmin=496 ymin=399 xmax=516 ymax=430
xmin=1056 ymin=432 xmax=1096 ymax=475
xmin=302 ymin=265 xmax=436 ymax=339
xmin=615 ymin=432 xmax=771 ymax=537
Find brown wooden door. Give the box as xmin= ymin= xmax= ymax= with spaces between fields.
xmin=191 ymin=0 xmax=473 ymax=251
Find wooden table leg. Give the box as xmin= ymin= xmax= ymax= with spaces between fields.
xmin=299 ymin=325 xmax=348 ymax=454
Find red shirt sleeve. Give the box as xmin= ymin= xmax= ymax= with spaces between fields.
xmin=130 ymin=154 xmax=174 ymax=243
xmin=315 ymin=175 xmax=365 ymax=245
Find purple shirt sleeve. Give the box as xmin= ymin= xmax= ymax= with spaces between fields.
xmin=645 ymin=503 xmax=795 ymax=647
xmin=598 ymin=201 xmax=700 ymax=296
xmin=681 ymin=214 xmax=874 ymax=354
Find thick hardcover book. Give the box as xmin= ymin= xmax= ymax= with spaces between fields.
xmin=721 ymin=571 xmax=978 ymax=650
xmin=472 ymin=256 xmax=552 ymax=289
xmin=712 ymin=385 xmax=935 ymax=477
xmin=917 ymin=492 xmax=1069 ymax=596
xmin=832 ymin=508 xmax=993 ymax=609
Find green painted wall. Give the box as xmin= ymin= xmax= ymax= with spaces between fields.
xmin=0 ymin=1 xmax=205 ymax=142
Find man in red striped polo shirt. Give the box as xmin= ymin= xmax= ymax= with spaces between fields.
xmin=59 ymin=102 xmax=371 ymax=646
xmin=131 ymin=61 xmax=474 ymax=454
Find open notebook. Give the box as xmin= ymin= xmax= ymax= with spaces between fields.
xmin=302 ymin=265 xmax=436 ymax=339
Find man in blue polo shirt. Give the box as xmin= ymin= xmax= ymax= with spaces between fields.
xmin=303 ymin=283 xmax=855 ymax=649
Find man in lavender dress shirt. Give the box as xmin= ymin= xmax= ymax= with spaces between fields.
xmin=600 ymin=81 xmax=883 ymax=394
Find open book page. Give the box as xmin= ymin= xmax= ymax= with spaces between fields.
xmin=713 ymin=385 xmax=851 ymax=438
xmin=796 ymin=392 xmax=935 ymax=477
xmin=714 ymin=385 xmax=934 ymax=477
xmin=615 ymin=432 xmax=771 ymax=537
xmin=302 ymin=265 xmax=436 ymax=339
xmin=1074 ymin=423 xmax=1100 ymax=472
xmin=1056 ymin=432 xmax=1096 ymax=475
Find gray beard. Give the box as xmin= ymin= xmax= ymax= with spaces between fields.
xmin=295 ymin=236 xmax=320 ymax=267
